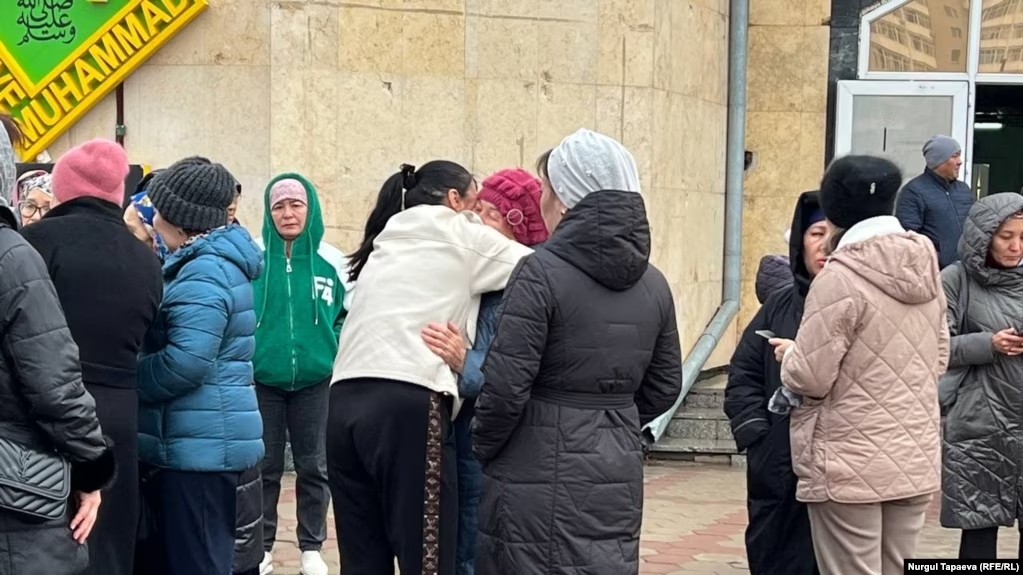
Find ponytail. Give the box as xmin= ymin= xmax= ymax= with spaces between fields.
xmin=349 ymin=170 xmax=405 ymax=282
xmin=348 ymin=160 xmax=473 ymax=282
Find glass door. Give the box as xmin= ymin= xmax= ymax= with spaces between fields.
xmin=835 ymin=80 xmax=972 ymax=183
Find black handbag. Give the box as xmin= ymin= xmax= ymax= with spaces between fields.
xmin=0 ymin=435 xmax=70 ymax=520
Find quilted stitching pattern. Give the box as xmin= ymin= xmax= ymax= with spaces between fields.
xmin=940 ymin=192 xmax=1023 ymax=530
xmin=782 ymin=231 xmax=947 ymax=504
xmin=0 ymin=436 xmax=69 ymax=520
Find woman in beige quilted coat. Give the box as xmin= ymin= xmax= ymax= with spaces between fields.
xmin=772 ymin=155 xmax=949 ymax=575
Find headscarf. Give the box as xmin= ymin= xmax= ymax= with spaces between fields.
xmin=130 ymin=191 xmax=169 ymax=261
xmin=547 ymin=128 xmax=641 ymax=209
xmin=16 ymin=170 xmax=52 ymax=204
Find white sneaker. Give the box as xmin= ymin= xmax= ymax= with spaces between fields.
xmin=259 ymin=551 xmax=274 ymax=575
xmin=300 ymin=550 xmax=329 ymax=575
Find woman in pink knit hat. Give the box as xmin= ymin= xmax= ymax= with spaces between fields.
xmin=420 ymin=168 xmax=548 ymax=575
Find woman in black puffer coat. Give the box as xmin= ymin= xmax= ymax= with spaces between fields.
xmin=724 ymin=191 xmax=824 ymax=575
xmin=472 ymin=129 xmax=682 ymax=574
xmin=0 ymin=116 xmax=116 ymax=575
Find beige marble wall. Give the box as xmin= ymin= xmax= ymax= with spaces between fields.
xmin=737 ymin=0 xmax=830 ymax=332
xmin=40 ymin=0 xmax=729 ymax=360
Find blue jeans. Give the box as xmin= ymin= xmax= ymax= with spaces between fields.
xmin=454 ymin=398 xmax=482 ymax=575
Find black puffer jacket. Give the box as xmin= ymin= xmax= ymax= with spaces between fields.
xmin=724 ymin=191 xmax=820 ymax=575
xmin=0 ymin=218 xmax=116 ymax=575
xmin=234 ymin=465 xmax=263 ymax=573
xmin=472 ymin=190 xmax=682 ymax=575
xmin=755 ymin=255 xmax=792 ymax=304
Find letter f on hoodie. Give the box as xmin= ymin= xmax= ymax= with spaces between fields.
xmin=252 ymin=173 xmax=349 ymax=390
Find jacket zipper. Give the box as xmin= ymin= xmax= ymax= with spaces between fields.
xmin=287 ymin=257 xmax=297 ymax=390
xmin=945 ymin=187 xmax=963 ymax=234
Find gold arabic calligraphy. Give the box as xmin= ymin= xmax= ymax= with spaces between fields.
xmin=17 ymin=0 xmax=77 ymax=45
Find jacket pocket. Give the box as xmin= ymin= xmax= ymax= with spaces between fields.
xmin=477 ymin=477 xmax=506 ymax=539
xmin=945 ymin=378 xmax=998 ymax=443
xmin=788 ymin=407 xmax=819 ymax=485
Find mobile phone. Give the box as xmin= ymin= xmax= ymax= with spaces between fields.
xmin=755 ymin=330 xmax=777 ymax=339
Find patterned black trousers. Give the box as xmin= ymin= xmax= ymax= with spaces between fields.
xmin=326 ymin=379 xmax=458 ymax=575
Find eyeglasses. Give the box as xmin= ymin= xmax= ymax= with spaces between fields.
xmin=18 ymin=202 xmax=50 ymax=219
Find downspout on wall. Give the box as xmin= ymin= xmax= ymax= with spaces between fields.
xmin=643 ymin=0 xmax=749 ymax=446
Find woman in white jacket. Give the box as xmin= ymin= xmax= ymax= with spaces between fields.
xmin=327 ymin=161 xmax=533 ymax=575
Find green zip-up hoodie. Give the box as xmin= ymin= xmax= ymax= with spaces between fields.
xmin=253 ymin=173 xmax=348 ymax=390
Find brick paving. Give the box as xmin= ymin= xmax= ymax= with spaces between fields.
xmin=268 ymin=460 xmax=1019 ymax=574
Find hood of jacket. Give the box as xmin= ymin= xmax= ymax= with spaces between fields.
xmin=260 ymin=173 xmax=324 ymax=257
xmin=0 ymin=128 xmax=18 ymax=229
xmin=829 ymin=216 xmax=940 ymax=305
xmin=958 ymin=192 xmax=1023 ymax=288
xmin=164 ymin=224 xmax=263 ymax=282
xmin=544 ymin=190 xmax=649 ymax=291
xmin=788 ymin=190 xmax=821 ymax=298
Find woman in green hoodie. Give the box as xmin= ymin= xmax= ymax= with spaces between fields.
xmin=253 ymin=174 xmax=349 ymax=575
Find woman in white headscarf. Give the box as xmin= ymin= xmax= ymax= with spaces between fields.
xmin=472 ymin=129 xmax=683 ymax=575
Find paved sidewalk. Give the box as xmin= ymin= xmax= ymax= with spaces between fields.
xmin=268 ymin=460 xmax=1018 ymax=574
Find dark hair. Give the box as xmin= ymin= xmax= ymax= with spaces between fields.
xmin=0 ymin=113 xmax=22 ymax=147
xmin=536 ymin=149 xmax=552 ymax=180
xmin=348 ymin=160 xmax=474 ymax=282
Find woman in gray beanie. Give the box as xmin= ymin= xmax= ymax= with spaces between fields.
xmin=137 ymin=156 xmax=265 ymax=575
xmin=472 ymin=128 xmax=682 ymax=574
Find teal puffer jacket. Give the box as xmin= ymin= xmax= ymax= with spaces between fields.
xmin=138 ymin=225 xmax=265 ymax=472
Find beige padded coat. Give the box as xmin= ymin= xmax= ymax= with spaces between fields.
xmin=781 ymin=216 xmax=950 ymax=504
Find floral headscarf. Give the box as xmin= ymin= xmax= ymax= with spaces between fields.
xmin=130 ymin=191 xmax=169 ymax=261
xmin=15 ymin=170 xmax=52 ymax=205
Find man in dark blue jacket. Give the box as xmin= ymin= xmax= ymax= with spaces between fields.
xmin=895 ymin=135 xmax=974 ymax=269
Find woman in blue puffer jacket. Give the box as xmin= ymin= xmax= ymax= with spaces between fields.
xmin=137 ymin=157 xmax=265 ymax=575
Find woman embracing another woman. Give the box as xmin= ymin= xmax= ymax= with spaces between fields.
xmin=326 ymin=161 xmax=532 ymax=575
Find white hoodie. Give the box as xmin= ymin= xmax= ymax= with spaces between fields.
xmin=332 ymin=204 xmax=533 ymax=409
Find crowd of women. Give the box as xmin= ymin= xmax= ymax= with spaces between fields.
xmin=0 ymin=111 xmax=685 ymax=575
xmin=727 ymin=148 xmax=1023 ymax=574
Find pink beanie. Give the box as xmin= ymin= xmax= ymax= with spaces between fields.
xmin=52 ymin=139 xmax=128 ymax=206
xmin=478 ymin=169 xmax=549 ymax=246
xmin=269 ymin=178 xmax=307 ymax=208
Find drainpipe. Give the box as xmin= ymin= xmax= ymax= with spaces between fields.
xmin=643 ymin=0 xmax=749 ymax=446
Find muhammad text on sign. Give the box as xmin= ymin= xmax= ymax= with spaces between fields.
xmin=0 ymin=0 xmax=207 ymax=159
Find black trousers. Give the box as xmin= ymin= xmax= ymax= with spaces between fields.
xmin=151 ymin=470 xmax=240 ymax=575
xmin=959 ymin=525 xmax=1023 ymax=559
xmin=326 ymin=379 xmax=458 ymax=575
xmin=84 ymin=384 xmax=138 ymax=575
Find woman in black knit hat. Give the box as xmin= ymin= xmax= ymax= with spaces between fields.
xmin=137 ymin=156 xmax=265 ymax=575
xmin=769 ymin=155 xmax=948 ymax=575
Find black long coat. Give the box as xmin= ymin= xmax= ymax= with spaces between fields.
xmin=21 ymin=197 xmax=163 ymax=575
xmin=724 ymin=191 xmax=820 ymax=575
xmin=472 ymin=190 xmax=682 ymax=575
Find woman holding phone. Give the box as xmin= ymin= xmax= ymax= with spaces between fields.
xmin=940 ymin=192 xmax=1023 ymax=559
xmin=724 ymin=191 xmax=824 ymax=575
xmin=772 ymin=156 xmax=948 ymax=575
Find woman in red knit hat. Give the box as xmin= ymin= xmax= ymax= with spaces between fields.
xmin=420 ymin=168 xmax=548 ymax=575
